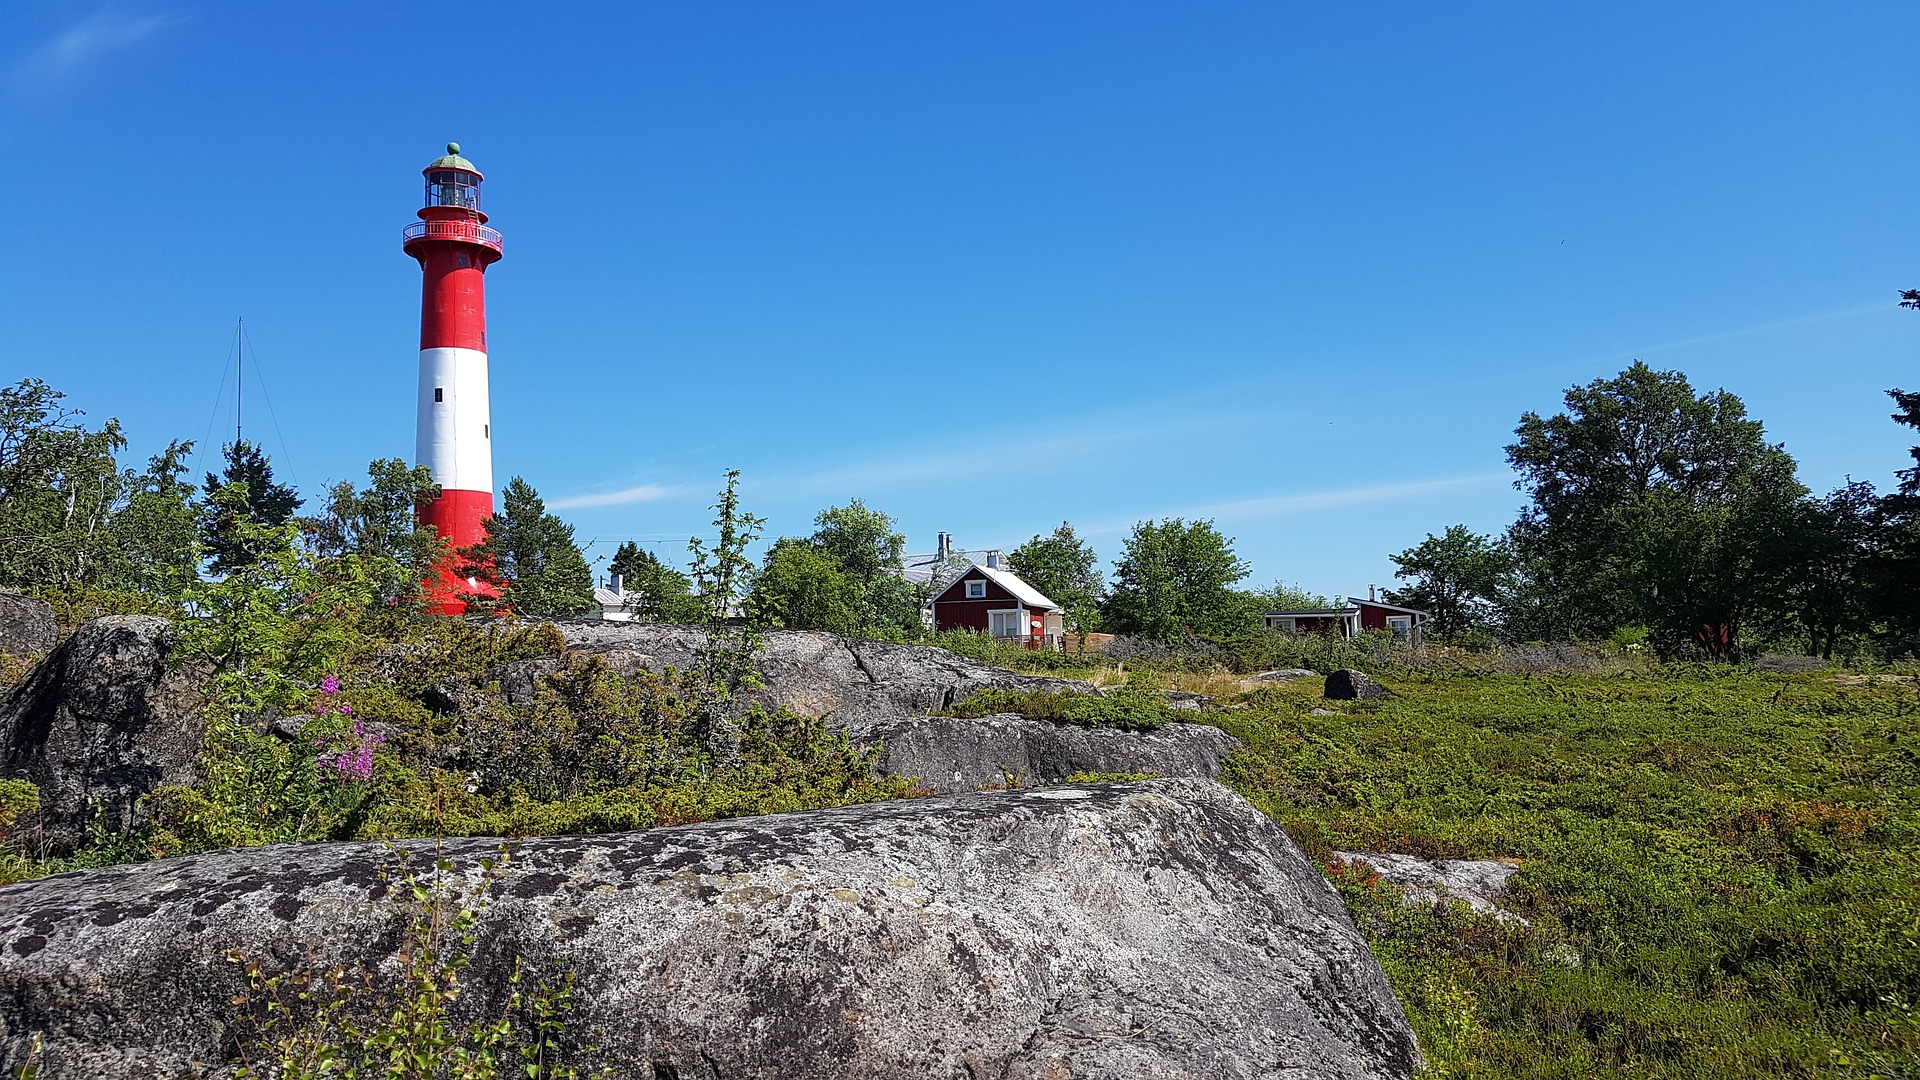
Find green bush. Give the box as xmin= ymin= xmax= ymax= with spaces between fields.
xmin=945 ymin=686 xmax=1172 ymax=731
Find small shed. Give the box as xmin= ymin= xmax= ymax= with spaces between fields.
xmin=931 ymin=558 xmax=1065 ymax=650
xmin=1265 ymin=596 xmax=1429 ymax=646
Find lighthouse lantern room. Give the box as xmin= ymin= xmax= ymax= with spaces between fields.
xmin=404 ymin=142 xmax=504 ymax=613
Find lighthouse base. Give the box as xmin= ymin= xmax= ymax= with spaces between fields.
xmin=420 ymin=487 xmax=498 ymax=616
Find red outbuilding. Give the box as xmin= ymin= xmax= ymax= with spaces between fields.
xmin=930 ymin=559 xmax=1065 ymax=650
xmin=1264 ymin=594 xmax=1429 ymax=646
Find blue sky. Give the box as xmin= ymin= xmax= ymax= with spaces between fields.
xmin=3 ymin=2 xmax=1915 ymax=598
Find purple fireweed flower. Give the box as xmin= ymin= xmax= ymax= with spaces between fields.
xmin=320 ymin=675 xmax=340 ymax=695
xmin=320 ymin=722 xmax=387 ymax=783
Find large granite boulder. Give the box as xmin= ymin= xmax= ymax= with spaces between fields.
xmin=0 ymin=595 xmax=57 ymax=663
xmin=846 ymin=712 xmax=1242 ymax=792
xmin=0 ymin=780 xmax=1418 ymax=1080
xmin=0 ymin=616 xmax=206 ymax=852
xmin=542 ymin=621 xmax=1099 ymax=724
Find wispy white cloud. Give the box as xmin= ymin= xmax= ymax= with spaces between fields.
xmin=748 ymin=412 xmax=1223 ymax=501
xmin=547 ymin=482 xmax=681 ymax=511
xmin=1084 ymin=474 xmax=1508 ymax=535
xmin=11 ymin=6 xmax=179 ymax=95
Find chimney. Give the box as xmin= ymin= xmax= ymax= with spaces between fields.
xmin=937 ymin=532 xmax=950 ymax=561
xmin=611 ymin=572 xmax=624 ymax=596
xmin=1368 ymin=584 xmax=1377 ymax=602
xmin=985 ymin=551 xmax=999 ymax=569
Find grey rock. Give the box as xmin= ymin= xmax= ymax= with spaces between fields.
xmin=1255 ymin=668 xmax=1316 ymax=681
xmin=0 ymin=779 xmax=1419 ymax=1080
xmin=1163 ymin=689 xmax=1215 ymax=711
xmin=554 ymin=621 xmax=1098 ymax=724
xmin=844 ymin=712 xmax=1242 ymax=792
xmin=1324 ymin=669 xmax=1392 ymax=700
xmin=0 ymin=616 xmax=207 ymax=852
xmin=1310 ymin=707 xmax=1337 ymax=716
xmin=0 ymin=595 xmax=57 ymax=662
xmin=1336 ymin=851 xmax=1521 ymax=920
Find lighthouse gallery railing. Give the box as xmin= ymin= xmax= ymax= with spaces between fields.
xmin=402 ymin=220 xmax=504 ymax=253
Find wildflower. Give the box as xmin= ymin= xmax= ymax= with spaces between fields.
xmin=320 ymin=722 xmax=387 ymax=783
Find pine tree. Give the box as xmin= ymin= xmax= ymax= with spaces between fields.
xmin=459 ymin=477 xmax=595 ymax=618
xmin=608 ymin=540 xmax=701 ymax=623
xmin=200 ymin=439 xmax=303 ymax=575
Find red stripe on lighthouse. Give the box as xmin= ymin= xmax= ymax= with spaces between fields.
xmin=418 ymin=249 xmax=489 ymax=352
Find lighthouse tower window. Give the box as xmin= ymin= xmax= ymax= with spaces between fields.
xmin=434 ymin=387 xmax=443 ymax=402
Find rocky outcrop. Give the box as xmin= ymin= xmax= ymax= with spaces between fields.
xmin=1255 ymin=668 xmax=1316 ymax=682
xmin=0 ymin=779 xmax=1418 ymax=1080
xmin=1337 ymin=851 xmax=1520 ymax=919
xmin=846 ymin=712 xmax=1242 ymax=792
xmin=0 ymin=595 xmax=57 ymax=662
xmin=0 ymin=617 xmax=206 ymax=852
xmin=1325 ymin=669 xmax=1392 ymax=700
xmin=549 ymin=621 xmax=1098 ymax=724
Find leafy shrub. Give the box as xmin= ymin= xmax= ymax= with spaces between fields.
xmin=945 ymin=686 xmax=1172 ymax=731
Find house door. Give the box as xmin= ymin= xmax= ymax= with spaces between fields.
xmin=988 ymin=610 xmax=1025 ymax=638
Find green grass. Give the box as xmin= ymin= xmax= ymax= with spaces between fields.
xmin=1210 ymin=668 xmax=1920 ymax=1079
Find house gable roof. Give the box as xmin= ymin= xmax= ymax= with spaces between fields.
xmin=1347 ymin=597 xmax=1430 ymax=617
xmin=934 ymin=563 xmax=1061 ymax=612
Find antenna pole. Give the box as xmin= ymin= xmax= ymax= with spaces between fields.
xmin=235 ymin=317 xmax=243 ymax=445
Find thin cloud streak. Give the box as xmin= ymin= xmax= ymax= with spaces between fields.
xmin=11 ymin=6 xmax=179 ymax=95
xmin=748 ymin=413 xmax=1221 ymax=501
xmin=547 ymin=483 xmax=680 ymax=511
xmin=1549 ymin=302 xmax=1891 ymax=380
xmin=1084 ymin=474 xmax=1509 ymax=536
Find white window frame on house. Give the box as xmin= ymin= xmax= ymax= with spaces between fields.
xmin=988 ymin=608 xmax=1026 ymax=638
xmin=965 ymin=579 xmax=987 ymax=599
xmin=1268 ymin=616 xmax=1297 ymax=631
xmin=1386 ymin=615 xmax=1412 ymax=640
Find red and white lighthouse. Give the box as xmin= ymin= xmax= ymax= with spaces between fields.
xmin=404 ymin=143 xmax=504 ymax=613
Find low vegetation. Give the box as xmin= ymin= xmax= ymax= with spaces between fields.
xmin=942 ymin=685 xmax=1173 ymax=732
xmin=1215 ymin=664 xmax=1920 ymax=1079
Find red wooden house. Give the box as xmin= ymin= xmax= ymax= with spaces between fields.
xmin=1264 ymin=593 xmax=1429 ymax=646
xmin=930 ymin=558 xmax=1065 ymax=649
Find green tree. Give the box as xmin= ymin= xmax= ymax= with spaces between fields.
xmin=1889 ymin=385 xmax=1920 ymax=495
xmin=747 ymin=538 xmax=860 ymax=634
xmin=607 ymin=541 xmax=701 ymax=623
xmin=306 ymin=459 xmax=446 ymax=607
xmin=1386 ymin=525 xmax=1513 ymax=638
xmin=686 ymin=470 xmax=767 ymax=762
xmin=1102 ymin=518 xmax=1252 ymax=641
xmin=1008 ymin=522 xmax=1105 ymax=631
xmin=461 ymin=478 xmax=595 ymax=619
xmin=0 ymin=378 xmax=127 ymax=589
xmin=1254 ymin=581 xmax=1334 ymax=612
xmin=809 ymin=500 xmax=919 ymax=635
xmin=106 ymin=440 xmax=201 ymax=599
xmin=1766 ymin=481 xmax=1880 ymax=660
xmin=1875 ymin=297 xmax=1920 ymax=639
xmin=201 ymin=439 xmax=304 ymax=576
xmin=1504 ymin=362 xmax=1806 ymax=655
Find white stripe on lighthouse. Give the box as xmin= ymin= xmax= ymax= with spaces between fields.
xmin=416 ymin=346 xmax=493 ymax=495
